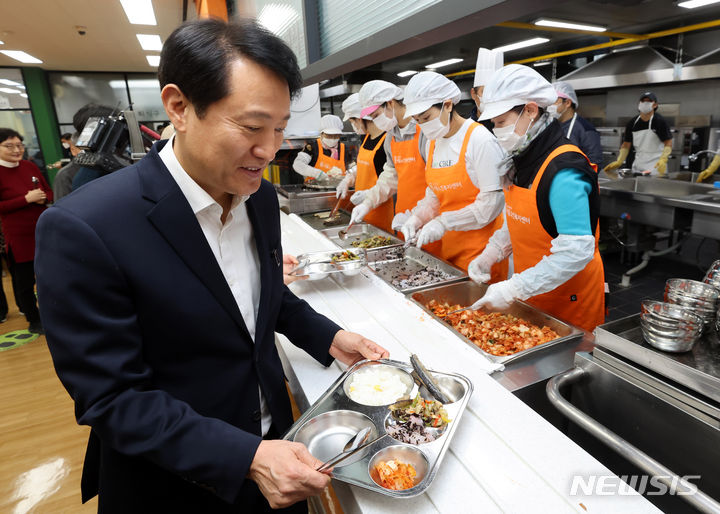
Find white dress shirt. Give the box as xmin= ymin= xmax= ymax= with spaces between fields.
xmin=159 ymin=137 xmax=272 ymax=435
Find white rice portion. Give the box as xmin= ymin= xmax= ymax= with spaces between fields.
xmin=346 ymin=367 xmax=410 ymax=406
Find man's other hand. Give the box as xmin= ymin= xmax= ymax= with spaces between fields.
xmin=329 ymin=330 xmax=389 ymax=366
xmin=248 ymin=440 xmax=330 ymax=509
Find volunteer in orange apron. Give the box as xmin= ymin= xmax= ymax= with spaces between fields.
xmin=469 ymin=64 xmax=605 ymax=332
xmin=397 ymin=71 xmax=507 ymax=276
xmin=347 ymin=80 xmax=441 ymax=253
xmin=292 ymin=114 xmax=347 ymax=183
xmin=336 ymin=95 xmax=392 ymax=233
xmin=335 ymin=93 xmax=367 ymax=199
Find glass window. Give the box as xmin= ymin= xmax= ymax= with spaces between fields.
xmin=49 ymin=72 xmax=129 ymax=125
xmin=0 ymin=68 xmax=29 ymax=109
xmin=317 ymin=0 xmax=440 ymax=57
xmin=253 ymin=0 xmax=307 ymax=68
xmin=126 ymin=74 xmax=167 ymax=124
xmin=0 ymin=69 xmax=41 ymax=165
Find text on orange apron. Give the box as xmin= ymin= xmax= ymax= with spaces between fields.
xmin=425 ymin=122 xmax=507 ymax=277
xmin=305 ymin=138 xmax=345 ymax=183
xmin=504 ymin=144 xmax=605 ymax=332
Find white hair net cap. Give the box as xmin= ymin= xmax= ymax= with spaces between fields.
xmin=341 ymin=93 xmax=363 ymax=121
xmin=554 ymin=81 xmax=578 ymax=107
xmin=403 ymin=71 xmax=462 ymax=117
xmin=320 ymin=114 xmax=344 ymax=135
xmin=479 ymin=64 xmax=558 ymax=121
xmin=358 ymin=80 xmax=403 ymax=109
xmin=473 ymin=48 xmax=504 ymax=88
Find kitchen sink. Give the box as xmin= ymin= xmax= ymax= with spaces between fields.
xmin=600 ymin=177 xmax=714 ymax=198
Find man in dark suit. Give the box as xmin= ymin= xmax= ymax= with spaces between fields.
xmin=35 ymin=19 xmax=388 ymax=513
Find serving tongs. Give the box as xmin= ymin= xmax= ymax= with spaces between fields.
xmin=410 ymin=354 xmax=451 ymax=404
xmin=441 ymin=306 xmax=471 ymax=318
xmin=316 ymin=427 xmax=389 ymax=472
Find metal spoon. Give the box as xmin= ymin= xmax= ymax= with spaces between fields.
xmin=337 ymin=221 xmax=354 ymax=240
xmin=316 ymin=426 xmax=372 ymax=472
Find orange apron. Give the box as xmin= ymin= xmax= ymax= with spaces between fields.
xmin=391 ymin=126 xmax=441 ymax=255
xmin=426 ymin=122 xmax=507 ymax=278
xmin=305 ymin=138 xmax=345 ymax=183
xmin=355 ymin=133 xmax=394 ymax=233
xmin=505 ymin=144 xmax=605 ymax=332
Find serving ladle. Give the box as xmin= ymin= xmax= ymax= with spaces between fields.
xmin=337 ymin=221 xmax=354 ymax=240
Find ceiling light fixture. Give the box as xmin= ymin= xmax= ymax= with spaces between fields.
xmin=136 ymin=34 xmax=162 ymax=51
xmin=0 ymin=79 xmax=23 ymax=87
xmin=20 ymin=93 xmax=27 ymax=98
xmin=533 ymin=61 xmax=552 ymax=67
xmin=0 ymin=41 xmax=4 ymax=45
xmin=257 ymin=4 xmax=299 ymax=36
xmin=534 ymin=18 xmax=606 ymax=32
xmin=397 ymin=70 xmax=418 ymax=77
xmin=425 ymin=58 xmax=463 ymax=69
xmin=146 ymin=55 xmax=160 ymax=66
xmin=119 ymin=0 xmax=157 ymax=25
xmin=679 ymin=0 xmax=720 ymax=7
xmin=0 ymin=87 xmax=20 ymax=94
xmin=493 ymin=38 xmax=549 ymax=53
xmin=0 ymin=50 xmax=42 ymax=64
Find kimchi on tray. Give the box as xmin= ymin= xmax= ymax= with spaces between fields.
xmin=426 ymin=300 xmax=560 ymax=357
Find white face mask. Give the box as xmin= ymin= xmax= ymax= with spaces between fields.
xmin=493 ymin=110 xmax=529 ymax=153
xmin=351 ymin=121 xmax=365 ymax=135
xmin=546 ymin=104 xmax=562 ymax=120
xmin=419 ymin=106 xmax=450 ymax=140
xmin=477 ymin=99 xmax=485 ymax=113
xmin=322 ymin=136 xmax=339 ymax=148
xmin=62 ymin=142 xmax=71 ymax=149
xmin=372 ymin=109 xmax=397 ymax=132
xmin=638 ymin=101 xmax=654 ymax=114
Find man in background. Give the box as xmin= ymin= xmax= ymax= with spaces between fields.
xmin=549 ymin=81 xmax=602 ymax=166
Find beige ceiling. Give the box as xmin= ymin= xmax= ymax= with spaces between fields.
xmin=0 ymin=0 xmax=193 ymax=72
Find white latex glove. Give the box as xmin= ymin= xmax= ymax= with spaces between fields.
xmin=350 ymin=190 xmax=367 ymax=206
xmin=470 ymin=279 xmax=521 ymax=312
xmin=392 ymin=210 xmax=411 ymax=232
xmin=350 ymin=203 xmax=371 ymax=225
xmin=336 ymin=174 xmax=354 ymax=199
xmin=400 ymin=214 xmax=423 ymax=243
xmin=468 ymin=244 xmax=502 ymax=284
xmin=315 ymin=171 xmax=330 ymax=183
xmin=416 ymin=218 xmax=446 ymax=249
xmin=327 ymin=166 xmax=343 ymax=178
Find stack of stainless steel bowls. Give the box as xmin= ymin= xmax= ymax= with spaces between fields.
xmin=640 ymin=300 xmax=704 ymax=352
xmin=701 ymin=261 xmax=720 ymax=332
xmin=664 ymin=278 xmax=719 ymax=326
xmin=703 ymin=260 xmax=720 ymax=291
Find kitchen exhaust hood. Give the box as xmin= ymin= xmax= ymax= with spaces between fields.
xmin=559 ymin=45 xmax=675 ymax=90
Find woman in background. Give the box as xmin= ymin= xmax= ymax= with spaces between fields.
xmin=0 ymin=128 xmax=53 ymax=333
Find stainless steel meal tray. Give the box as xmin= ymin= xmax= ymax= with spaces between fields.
xmin=410 ymin=281 xmax=584 ymax=365
xmin=282 ymin=359 xmax=473 ymax=498
xmin=299 ymin=210 xmax=351 ymax=230
xmin=290 ymin=248 xmax=367 ymax=279
xmin=319 ymin=223 xmax=403 ymax=251
xmin=367 ymin=246 xmax=467 ymax=294
xmin=594 ymin=314 xmax=720 ymax=404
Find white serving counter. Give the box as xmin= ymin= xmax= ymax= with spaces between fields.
xmin=276 ymin=211 xmax=661 ymax=514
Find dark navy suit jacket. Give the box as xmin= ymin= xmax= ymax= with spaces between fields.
xmin=35 ymin=141 xmax=341 ymax=512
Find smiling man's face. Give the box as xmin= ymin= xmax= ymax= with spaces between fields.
xmin=172 ymin=57 xmax=291 ymax=201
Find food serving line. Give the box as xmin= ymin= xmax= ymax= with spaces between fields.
xmin=274 ymin=208 xmax=659 ymax=513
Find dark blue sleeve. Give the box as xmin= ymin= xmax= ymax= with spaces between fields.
xmin=35 ymin=206 xmax=261 ymax=504
xmin=580 ymin=122 xmax=603 ymax=166
xmin=71 ymin=167 xmax=102 ymax=191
